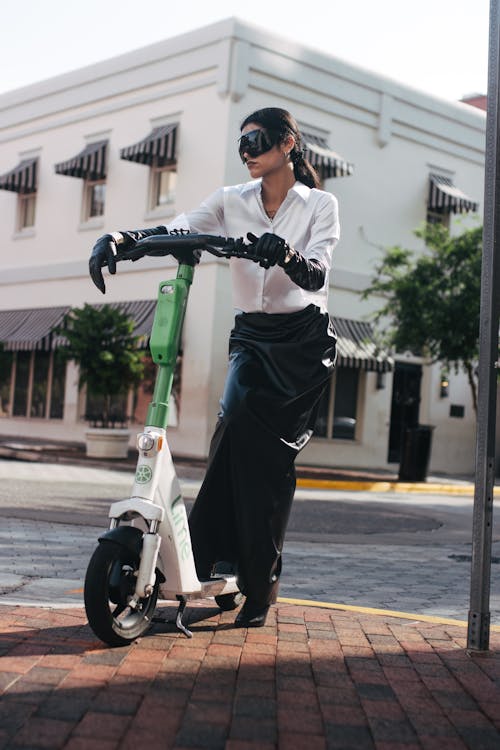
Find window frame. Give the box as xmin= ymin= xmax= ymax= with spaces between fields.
xmin=426 ymin=206 xmax=450 ymax=228
xmin=149 ymin=161 xmax=177 ymax=211
xmin=313 ymin=367 xmax=362 ymax=441
xmin=17 ymin=192 xmax=37 ymax=231
xmin=82 ymin=178 xmax=106 ymax=221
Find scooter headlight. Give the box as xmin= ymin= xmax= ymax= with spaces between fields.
xmin=137 ymin=433 xmax=155 ymax=452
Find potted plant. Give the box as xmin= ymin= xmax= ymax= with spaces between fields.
xmin=57 ymin=304 xmax=144 ymax=458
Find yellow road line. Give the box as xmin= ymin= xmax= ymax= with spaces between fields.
xmin=277 ymin=596 xmax=500 ymax=631
xmin=296 ymin=478 xmax=477 ymax=494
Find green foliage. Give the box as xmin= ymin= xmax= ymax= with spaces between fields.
xmin=363 ymin=223 xmax=482 ymax=410
xmin=57 ymin=304 xmax=144 ymax=426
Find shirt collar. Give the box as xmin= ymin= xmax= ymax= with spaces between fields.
xmin=240 ymin=179 xmax=311 ymax=201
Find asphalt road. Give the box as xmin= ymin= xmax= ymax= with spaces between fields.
xmin=1 ymin=459 xmax=499 ymax=623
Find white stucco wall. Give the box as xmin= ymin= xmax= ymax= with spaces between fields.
xmin=0 ymin=17 xmax=486 ymax=474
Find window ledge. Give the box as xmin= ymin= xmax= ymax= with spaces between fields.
xmin=78 ymin=217 xmax=105 ymax=232
xmin=13 ymin=228 xmax=36 ymax=240
xmin=143 ymin=206 xmax=176 ymax=222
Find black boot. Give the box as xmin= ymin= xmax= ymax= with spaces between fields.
xmin=235 ymin=599 xmax=270 ymax=628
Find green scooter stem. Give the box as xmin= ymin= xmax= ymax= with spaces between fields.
xmin=146 ymin=263 xmax=194 ymax=429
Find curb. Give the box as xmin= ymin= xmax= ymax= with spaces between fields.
xmin=296 ymin=477 xmax=476 ymax=495
xmin=0 ymin=443 xmax=478 ymax=496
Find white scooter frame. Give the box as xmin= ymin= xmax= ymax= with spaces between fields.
xmin=84 ymin=233 xmax=250 ymax=646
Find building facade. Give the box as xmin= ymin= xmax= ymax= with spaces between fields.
xmin=0 ymin=18 xmax=486 ymax=474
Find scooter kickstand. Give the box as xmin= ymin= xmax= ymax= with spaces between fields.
xmin=175 ymin=597 xmax=193 ymax=638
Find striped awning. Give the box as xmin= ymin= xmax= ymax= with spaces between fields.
xmin=0 ymin=306 xmax=70 ymax=351
xmin=54 ymin=141 xmax=108 ymax=180
xmin=428 ymin=174 xmax=479 ymax=214
xmin=302 ymin=133 xmax=354 ymax=179
xmin=0 ymin=158 xmax=38 ymax=194
xmin=120 ymin=123 xmax=178 ymax=167
xmin=0 ymin=300 xmax=157 ymax=352
xmin=333 ymin=317 xmax=394 ymax=373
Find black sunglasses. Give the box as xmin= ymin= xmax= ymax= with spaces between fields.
xmin=238 ymin=128 xmax=281 ymax=162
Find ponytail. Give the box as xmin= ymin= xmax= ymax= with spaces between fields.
xmin=290 ymin=146 xmax=321 ymax=189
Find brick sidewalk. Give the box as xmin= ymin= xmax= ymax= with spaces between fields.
xmin=1 ymin=601 xmax=500 ymax=749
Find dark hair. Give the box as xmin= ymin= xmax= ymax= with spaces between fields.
xmin=240 ymin=107 xmax=320 ymax=189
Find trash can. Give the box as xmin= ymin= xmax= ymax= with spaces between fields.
xmin=398 ymin=425 xmax=435 ymax=482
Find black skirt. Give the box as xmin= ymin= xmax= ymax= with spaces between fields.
xmin=188 ymin=304 xmax=336 ymax=606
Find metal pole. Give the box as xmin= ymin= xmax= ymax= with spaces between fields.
xmin=467 ymin=0 xmax=500 ymax=652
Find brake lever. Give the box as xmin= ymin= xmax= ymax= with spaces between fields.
xmin=208 ymin=237 xmax=260 ymax=262
xmin=204 ymin=244 xmax=227 ymax=257
xmin=101 ymin=246 xmax=145 ymax=264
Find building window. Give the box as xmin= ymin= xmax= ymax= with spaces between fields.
xmin=427 ymin=173 xmax=478 ymax=225
xmin=0 ymin=156 xmax=38 ymax=231
xmin=54 ymin=140 xmax=108 ymax=221
xmin=150 ymin=164 xmax=177 ymax=210
xmin=13 ymin=352 xmax=31 ymax=416
xmin=0 ymin=351 xmax=13 ymax=417
xmin=18 ymin=193 xmax=37 ymax=229
xmin=31 ymin=352 xmax=50 ymax=417
xmin=83 ymin=180 xmax=106 ymax=220
xmin=1 ymin=350 xmax=66 ymax=419
xmin=50 ymin=352 xmax=67 ymax=419
xmin=120 ymin=123 xmax=178 ymax=211
xmin=314 ymin=367 xmax=360 ymax=440
xmin=426 ymin=207 xmax=450 ymax=228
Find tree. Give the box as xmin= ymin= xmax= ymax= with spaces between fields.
xmin=57 ymin=304 xmax=144 ymax=427
xmin=362 ymin=223 xmax=482 ymax=411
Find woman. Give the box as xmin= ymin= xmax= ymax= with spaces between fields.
xmin=89 ymin=107 xmax=339 ymax=627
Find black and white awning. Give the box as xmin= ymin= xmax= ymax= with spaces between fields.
xmin=428 ymin=174 xmax=478 ymax=214
xmin=0 ymin=306 xmax=70 ymax=351
xmin=0 ymin=301 xmax=158 ymax=352
xmin=0 ymin=158 xmax=38 ymax=194
xmin=120 ymin=123 xmax=178 ymax=167
xmin=333 ymin=317 xmax=394 ymax=373
xmin=302 ymin=133 xmax=354 ymax=179
xmin=54 ymin=141 xmax=108 ymax=180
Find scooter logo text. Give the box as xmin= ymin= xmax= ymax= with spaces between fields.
xmin=135 ymin=465 xmax=153 ymax=484
xmin=172 ymin=496 xmax=191 ymax=561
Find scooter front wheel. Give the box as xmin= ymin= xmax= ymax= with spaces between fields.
xmin=84 ymin=540 xmax=159 ymax=647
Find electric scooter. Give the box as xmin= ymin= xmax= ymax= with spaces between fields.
xmin=84 ymin=232 xmax=255 ymax=646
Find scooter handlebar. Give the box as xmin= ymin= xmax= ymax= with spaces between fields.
xmin=116 ymin=233 xmax=260 ymax=263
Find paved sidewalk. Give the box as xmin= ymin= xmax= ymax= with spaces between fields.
xmin=1 ymin=600 xmax=500 ymax=749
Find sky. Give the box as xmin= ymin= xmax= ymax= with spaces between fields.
xmin=0 ymin=0 xmax=491 ymax=103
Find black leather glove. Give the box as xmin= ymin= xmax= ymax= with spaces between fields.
xmin=246 ymin=232 xmax=289 ymax=268
xmin=89 ymin=225 xmax=169 ymax=293
xmin=89 ymin=233 xmax=124 ymax=294
xmin=246 ymin=232 xmax=326 ymax=291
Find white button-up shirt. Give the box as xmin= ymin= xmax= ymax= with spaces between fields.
xmin=167 ymin=179 xmax=339 ymax=314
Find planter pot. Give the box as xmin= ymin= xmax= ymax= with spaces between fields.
xmin=85 ymin=428 xmax=131 ymax=459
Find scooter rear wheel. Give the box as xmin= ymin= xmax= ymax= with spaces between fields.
xmin=215 ymin=592 xmax=244 ymax=611
xmin=84 ymin=540 xmax=159 ymax=647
